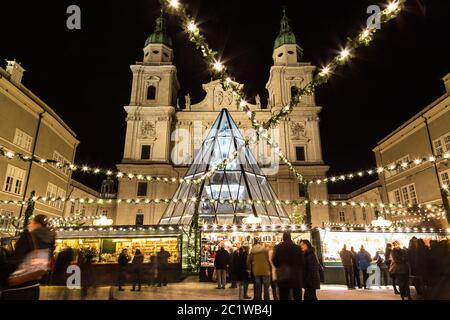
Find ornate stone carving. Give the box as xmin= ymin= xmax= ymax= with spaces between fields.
xmin=140 ymin=121 xmax=157 ymax=139
xmin=290 ymin=122 xmax=307 ymax=140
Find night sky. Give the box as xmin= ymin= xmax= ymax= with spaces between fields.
xmin=1 ymin=0 xmax=450 ymax=194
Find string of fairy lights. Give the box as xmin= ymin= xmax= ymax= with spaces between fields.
xmin=162 ymin=0 xmax=407 ymax=186
xmin=1 ymin=1 xmax=447 ymax=235
xmin=0 ymin=194 xmax=445 ymax=218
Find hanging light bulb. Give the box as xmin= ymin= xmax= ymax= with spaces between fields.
xmin=386 ymin=1 xmax=399 ymax=13
xmin=339 ymin=48 xmax=350 ymax=61
xmin=187 ymin=21 xmax=198 ymax=33
xmin=213 ymin=61 xmax=224 ymax=72
xmin=169 ymin=0 xmax=180 ymax=9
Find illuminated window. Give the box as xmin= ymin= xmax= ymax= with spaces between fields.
xmin=339 ymin=211 xmax=346 ymax=222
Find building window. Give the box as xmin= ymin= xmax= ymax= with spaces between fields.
xmin=147 ymin=85 xmax=156 ymax=100
xmin=0 ymin=210 xmax=13 ymax=229
xmin=3 ymin=165 xmax=25 ymax=195
xmin=339 ymin=211 xmax=346 ymax=222
xmin=433 ymin=133 xmax=450 ymax=156
xmin=102 ymin=210 xmax=108 ymax=217
xmin=393 ymin=189 xmax=401 ymax=205
xmin=141 ymin=145 xmax=151 ymax=160
xmin=70 ymin=202 xmax=75 ymax=214
xmin=441 ymin=170 xmax=450 ymax=187
xmin=53 ymin=151 xmax=70 ymax=176
xmin=298 ymin=184 xmax=306 ymax=198
xmin=362 ymin=207 xmax=367 ymax=222
xmin=352 ymin=209 xmax=357 ymax=222
xmin=393 ymin=184 xmax=418 ymax=206
xmin=135 ymin=214 xmax=144 ymax=226
xmin=295 ymin=146 xmax=305 ymax=161
xmin=291 ymin=86 xmax=299 ymax=99
xmin=13 ymin=128 xmax=33 ymax=151
xmin=137 ymin=182 xmax=148 ymax=197
xmin=46 ymin=183 xmax=66 ymax=210
xmin=396 ymin=155 xmax=410 ymax=172
xmin=408 ymin=184 xmax=418 ymax=205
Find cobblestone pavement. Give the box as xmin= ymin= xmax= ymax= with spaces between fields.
xmin=40 ymin=277 xmax=406 ymax=300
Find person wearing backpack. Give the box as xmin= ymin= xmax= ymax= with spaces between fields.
xmin=0 ymin=215 xmax=55 ymax=300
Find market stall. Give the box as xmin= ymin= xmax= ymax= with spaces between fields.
xmin=319 ymin=228 xmax=449 ymax=284
xmin=199 ymin=229 xmax=310 ymax=282
xmin=53 ymin=225 xmax=184 ymax=285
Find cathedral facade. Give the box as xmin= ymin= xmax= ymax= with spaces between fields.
xmin=115 ymin=11 xmax=330 ymax=227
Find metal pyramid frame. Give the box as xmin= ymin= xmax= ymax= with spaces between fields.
xmin=159 ymin=109 xmax=291 ymax=226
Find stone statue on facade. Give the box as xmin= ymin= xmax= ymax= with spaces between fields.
xmin=255 ymin=94 xmax=261 ymax=109
xmin=185 ymin=94 xmax=191 ymax=110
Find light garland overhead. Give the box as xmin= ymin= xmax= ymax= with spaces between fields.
xmin=162 ymin=0 xmax=406 ymax=187
xmin=0 ymin=144 xmax=244 ymax=187
xmin=1 ymin=195 xmax=443 ymax=217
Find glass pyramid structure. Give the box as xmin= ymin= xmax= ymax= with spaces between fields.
xmin=159 ymin=109 xmax=291 ymax=226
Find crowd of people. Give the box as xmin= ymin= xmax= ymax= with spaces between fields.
xmin=338 ymin=238 xmax=450 ymax=300
xmin=1 ymin=213 xmax=448 ymax=301
xmin=212 ymin=232 xmax=323 ymax=300
xmin=0 ymin=213 xmax=174 ymax=300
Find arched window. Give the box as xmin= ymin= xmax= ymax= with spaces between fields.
xmin=147 ymin=85 xmax=156 ymax=100
xmin=291 ymin=86 xmax=299 ymax=99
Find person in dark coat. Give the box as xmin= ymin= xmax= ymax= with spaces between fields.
xmin=300 ymin=240 xmax=321 ymax=300
xmin=357 ymin=246 xmax=372 ymax=289
xmin=272 ymin=232 xmax=304 ymax=300
xmin=390 ymin=241 xmax=412 ymax=300
xmin=350 ymin=246 xmax=361 ymax=289
xmin=385 ymin=243 xmax=399 ymax=294
xmin=157 ymin=247 xmax=171 ymax=287
xmin=52 ymin=246 xmax=74 ymax=286
xmin=117 ymin=249 xmax=130 ymax=291
xmin=228 ymin=244 xmax=240 ymax=289
xmin=131 ymin=249 xmax=144 ymax=292
xmin=232 ymin=245 xmax=250 ymax=299
xmin=0 ymin=215 xmax=55 ymax=300
xmin=79 ymin=247 xmax=94 ymax=300
xmin=339 ymin=245 xmax=354 ymax=289
xmin=214 ymin=243 xmax=230 ymax=289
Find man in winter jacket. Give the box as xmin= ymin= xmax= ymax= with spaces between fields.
xmin=339 ymin=245 xmax=354 ymax=289
xmin=357 ymin=246 xmax=372 ymax=289
xmin=247 ymin=238 xmax=271 ymax=300
xmin=272 ymin=232 xmax=304 ymax=300
xmin=214 ymin=243 xmax=230 ymax=289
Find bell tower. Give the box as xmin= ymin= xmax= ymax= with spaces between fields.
xmin=122 ymin=11 xmax=179 ymax=163
xmin=266 ymin=8 xmax=316 ymax=110
xmin=265 ymin=8 xmax=330 ymax=227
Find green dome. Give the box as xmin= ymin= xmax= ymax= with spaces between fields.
xmin=274 ymin=9 xmax=298 ymax=50
xmin=145 ymin=14 xmax=172 ymax=48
